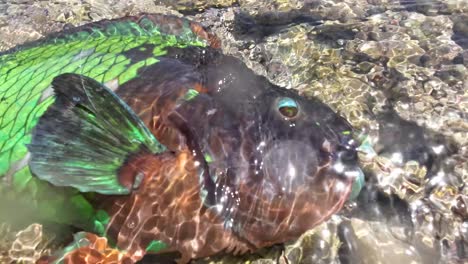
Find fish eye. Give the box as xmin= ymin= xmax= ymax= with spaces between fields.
xmin=277 ymin=97 xmax=299 ymax=118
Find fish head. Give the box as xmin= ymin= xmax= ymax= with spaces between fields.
xmin=172 ymin=53 xmax=363 ymax=247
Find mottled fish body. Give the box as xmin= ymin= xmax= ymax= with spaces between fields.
xmin=0 ymin=15 xmax=216 ymax=224
xmin=0 ymin=14 xmax=363 ymax=263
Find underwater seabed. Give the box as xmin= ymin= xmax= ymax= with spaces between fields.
xmin=0 ymin=0 xmax=466 ymax=263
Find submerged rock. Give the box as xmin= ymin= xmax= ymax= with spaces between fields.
xmin=8 ymin=224 xmax=45 ymax=264
xmin=338 ymin=218 xmax=430 ymax=264
xmin=0 ymin=223 xmax=52 ymax=264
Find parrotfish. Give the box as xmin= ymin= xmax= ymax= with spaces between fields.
xmin=0 ymin=14 xmax=364 ymax=263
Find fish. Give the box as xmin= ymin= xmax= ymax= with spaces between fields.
xmin=0 ymin=14 xmax=364 ymax=263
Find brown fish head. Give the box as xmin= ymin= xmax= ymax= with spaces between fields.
xmin=168 ymin=51 xmax=363 ymax=249
xmin=231 ymin=87 xmax=361 ymax=247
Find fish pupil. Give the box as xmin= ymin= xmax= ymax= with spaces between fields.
xmin=279 ymin=106 xmax=298 ymax=118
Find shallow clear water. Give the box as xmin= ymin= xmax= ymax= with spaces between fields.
xmin=0 ymin=0 xmax=466 ymax=263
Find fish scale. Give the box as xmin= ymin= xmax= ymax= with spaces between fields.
xmin=0 ymin=15 xmax=210 ymax=228
xmin=0 ymin=16 xmax=208 ymax=187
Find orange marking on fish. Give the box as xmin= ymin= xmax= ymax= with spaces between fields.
xmin=194 ymin=83 xmax=209 ymax=93
xmin=189 ymin=23 xmax=222 ymax=49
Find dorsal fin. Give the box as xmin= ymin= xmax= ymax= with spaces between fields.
xmin=28 ymin=73 xmax=166 ymax=194
xmin=0 ymin=14 xmax=220 ymax=57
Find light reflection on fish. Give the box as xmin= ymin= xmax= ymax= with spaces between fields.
xmin=0 ymin=14 xmax=363 ymax=263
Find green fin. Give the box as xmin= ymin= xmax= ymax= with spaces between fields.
xmin=28 ymin=73 xmax=166 ymax=195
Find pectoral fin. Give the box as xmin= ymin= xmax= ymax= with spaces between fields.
xmin=28 ymin=73 xmax=166 ymax=195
